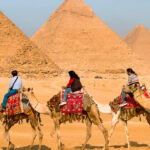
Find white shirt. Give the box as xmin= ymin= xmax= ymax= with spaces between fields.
xmin=9 ymin=76 xmax=22 ymax=90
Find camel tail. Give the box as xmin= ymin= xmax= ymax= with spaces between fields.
xmin=94 ymin=100 xmax=112 ymax=114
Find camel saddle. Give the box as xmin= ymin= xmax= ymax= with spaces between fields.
xmin=5 ymin=92 xmax=22 ymax=116
xmin=4 ymin=92 xmax=33 ymax=116
xmin=110 ymin=85 xmax=150 ymax=113
xmin=109 ymin=92 xmax=141 ymax=113
xmin=61 ymin=90 xmax=83 ymax=114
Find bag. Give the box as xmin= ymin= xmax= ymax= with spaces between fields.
xmin=9 ymin=77 xmax=18 ymax=91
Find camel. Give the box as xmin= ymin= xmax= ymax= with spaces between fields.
xmin=0 ymin=92 xmax=43 ymax=150
xmin=96 ymin=87 xmax=150 ymax=150
xmin=20 ymin=87 xmax=109 ymax=150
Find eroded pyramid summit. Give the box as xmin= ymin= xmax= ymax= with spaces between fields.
xmin=124 ymin=25 xmax=150 ymax=64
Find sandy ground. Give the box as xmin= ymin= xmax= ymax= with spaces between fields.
xmin=0 ymin=74 xmax=150 ymax=150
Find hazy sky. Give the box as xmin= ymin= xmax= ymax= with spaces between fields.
xmin=0 ymin=0 xmax=150 ymax=38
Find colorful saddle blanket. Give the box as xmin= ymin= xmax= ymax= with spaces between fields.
xmin=5 ymin=92 xmax=22 ymax=116
xmin=110 ymin=93 xmax=141 ymax=113
xmin=61 ymin=91 xmax=84 ymax=114
xmin=120 ymin=93 xmax=141 ymax=109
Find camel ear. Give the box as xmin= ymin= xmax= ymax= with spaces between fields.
xmin=18 ymin=88 xmax=22 ymax=93
xmin=22 ymin=87 xmax=26 ymax=92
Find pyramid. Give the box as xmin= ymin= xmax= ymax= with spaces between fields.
xmin=0 ymin=11 xmax=61 ymax=78
xmin=31 ymin=0 xmax=148 ymax=74
xmin=124 ymin=25 xmax=150 ymax=64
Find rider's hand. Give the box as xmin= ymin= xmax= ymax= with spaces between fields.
xmin=62 ymin=86 xmax=66 ymax=89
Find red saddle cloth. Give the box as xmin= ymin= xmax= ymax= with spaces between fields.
xmin=61 ymin=91 xmax=84 ymax=114
xmin=143 ymin=89 xmax=150 ymax=98
xmin=5 ymin=92 xmax=22 ymax=116
xmin=120 ymin=93 xmax=141 ymax=109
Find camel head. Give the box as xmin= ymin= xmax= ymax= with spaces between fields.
xmin=19 ymin=87 xmax=34 ymax=96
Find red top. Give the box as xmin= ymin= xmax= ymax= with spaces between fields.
xmin=67 ymin=78 xmax=75 ymax=88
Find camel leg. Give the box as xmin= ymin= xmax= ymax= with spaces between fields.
xmin=88 ymin=104 xmax=109 ymax=150
xmin=109 ymin=110 xmax=120 ymax=141
xmin=37 ymin=125 xmax=43 ymax=150
xmin=4 ymin=125 xmax=14 ymax=150
xmin=123 ymin=121 xmax=130 ymax=150
xmin=82 ymin=118 xmax=92 ymax=150
xmin=53 ymin=118 xmax=62 ymax=150
xmin=29 ymin=127 xmax=37 ymax=150
xmin=97 ymin=123 xmax=109 ymax=150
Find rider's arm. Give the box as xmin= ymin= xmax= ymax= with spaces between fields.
xmin=67 ymin=78 xmax=75 ymax=88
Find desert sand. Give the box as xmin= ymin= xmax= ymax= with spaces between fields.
xmin=0 ymin=74 xmax=150 ymax=150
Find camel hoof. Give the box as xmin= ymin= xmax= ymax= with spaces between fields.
xmin=103 ymin=143 xmax=109 ymax=150
xmin=28 ymin=146 xmax=32 ymax=150
xmin=81 ymin=144 xmax=85 ymax=150
xmin=8 ymin=142 xmax=15 ymax=150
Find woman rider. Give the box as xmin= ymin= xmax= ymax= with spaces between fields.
xmin=59 ymin=71 xmax=82 ymax=106
xmin=120 ymin=68 xmax=140 ymax=107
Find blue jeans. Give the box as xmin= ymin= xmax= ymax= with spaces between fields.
xmin=2 ymin=89 xmax=18 ymax=107
xmin=122 ymin=89 xmax=126 ymax=102
xmin=63 ymin=88 xmax=71 ymax=102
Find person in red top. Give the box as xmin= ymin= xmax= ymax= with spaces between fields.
xmin=59 ymin=71 xmax=82 ymax=106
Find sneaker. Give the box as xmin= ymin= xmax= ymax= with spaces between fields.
xmin=119 ymin=102 xmax=128 ymax=107
xmin=59 ymin=101 xmax=66 ymax=106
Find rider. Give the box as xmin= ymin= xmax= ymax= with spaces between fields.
xmin=1 ymin=70 xmax=22 ymax=110
xmin=120 ymin=68 xmax=140 ymax=107
xmin=59 ymin=71 xmax=82 ymax=106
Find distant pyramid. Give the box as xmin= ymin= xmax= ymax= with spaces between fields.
xmin=124 ymin=25 xmax=150 ymax=64
xmin=0 ymin=11 xmax=61 ymax=78
xmin=31 ymin=0 xmax=148 ymax=74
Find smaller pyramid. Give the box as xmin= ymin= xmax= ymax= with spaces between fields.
xmin=0 ymin=11 xmax=61 ymax=78
xmin=124 ymin=25 xmax=150 ymax=64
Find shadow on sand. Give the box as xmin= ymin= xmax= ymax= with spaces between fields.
xmin=75 ymin=141 xmax=150 ymax=149
xmin=0 ymin=142 xmax=149 ymax=150
xmin=1 ymin=145 xmax=51 ymax=150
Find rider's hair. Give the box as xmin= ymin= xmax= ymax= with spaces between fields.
xmin=11 ymin=70 xmax=18 ymax=77
xmin=127 ymin=68 xmax=137 ymax=75
xmin=68 ymin=71 xmax=80 ymax=79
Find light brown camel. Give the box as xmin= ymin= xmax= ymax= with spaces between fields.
xmin=97 ymin=87 xmax=150 ymax=150
xmin=20 ymin=87 xmax=109 ymax=150
xmin=0 ymin=92 xmax=43 ymax=150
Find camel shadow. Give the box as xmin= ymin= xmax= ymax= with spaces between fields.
xmin=75 ymin=141 xmax=149 ymax=149
xmin=1 ymin=145 xmax=51 ymax=150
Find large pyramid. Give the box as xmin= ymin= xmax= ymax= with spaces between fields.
xmin=31 ymin=0 xmax=148 ymax=74
xmin=0 ymin=11 xmax=61 ymax=78
xmin=124 ymin=25 xmax=150 ymax=64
